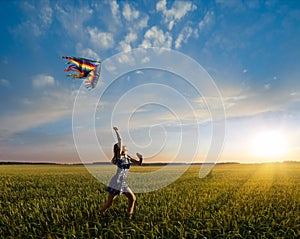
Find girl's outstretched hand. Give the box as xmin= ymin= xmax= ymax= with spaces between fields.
xmin=136 ymin=153 xmax=143 ymax=165
xmin=113 ymin=127 xmax=118 ymax=132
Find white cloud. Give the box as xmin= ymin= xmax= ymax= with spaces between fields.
xmin=125 ymin=32 xmax=138 ymax=43
xmin=118 ymin=41 xmax=132 ymax=52
xmin=76 ymin=43 xmax=100 ymax=60
xmin=140 ymin=26 xmax=172 ymax=49
xmin=20 ymin=1 xmax=35 ymax=12
xmin=118 ymin=32 xmax=138 ymax=52
xmin=117 ymin=53 xmax=136 ymax=65
xmin=142 ymin=57 xmax=150 ymax=63
xmin=32 ymin=74 xmax=56 ymax=88
xmin=175 ymin=26 xmax=193 ymax=49
xmin=12 ymin=1 xmax=53 ymax=39
xmin=105 ymin=59 xmax=117 ymax=73
xmin=216 ymin=0 xmax=246 ymax=12
xmin=135 ymin=70 xmax=144 ymax=75
xmin=156 ymin=0 xmax=166 ymax=12
xmin=156 ymin=0 xmax=197 ymax=30
xmin=175 ymin=35 xmax=183 ymax=49
xmin=264 ymin=83 xmax=271 ymax=90
xmin=0 ymin=79 xmax=10 ymax=87
xmin=136 ymin=15 xmax=149 ymax=30
xmin=199 ymin=11 xmax=215 ymax=32
xmin=116 ymin=3 xmax=149 ymax=51
xmin=55 ymin=4 xmax=93 ymax=39
xmin=122 ymin=3 xmax=139 ymax=22
xmin=2 ymin=57 xmax=8 ymax=65
xmin=40 ymin=2 xmax=53 ymax=27
xmin=117 ymin=3 xmax=148 ymax=31
xmin=22 ymin=98 xmax=33 ymax=106
xmin=88 ymin=27 xmax=114 ymax=50
xmin=168 ymin=20 xmax=175 ymax=31
xmin=109 ymin=0 xmax=121 ymax=24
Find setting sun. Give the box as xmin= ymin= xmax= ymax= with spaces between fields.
xmin=252 ymin=131 xmax=288 ymax=159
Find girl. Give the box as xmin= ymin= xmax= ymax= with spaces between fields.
xmin=100 ymin=127 xmax=143 ymax=216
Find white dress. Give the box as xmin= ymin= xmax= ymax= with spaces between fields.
xmin=107 ymin=155 xmax=131 ymax=195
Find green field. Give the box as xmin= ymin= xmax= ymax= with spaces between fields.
xmin=0 ymin=163 xmax=299 ymax=238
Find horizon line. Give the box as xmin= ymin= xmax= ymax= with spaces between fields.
xmin=0 ymin=161 xmax=299 ymax=166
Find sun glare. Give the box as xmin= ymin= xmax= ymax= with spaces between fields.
xmin=252 ymin=131 xmax=288 ymax=159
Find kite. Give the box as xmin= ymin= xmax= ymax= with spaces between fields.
xmin=62 ymin=56 xmax=101 ymax=90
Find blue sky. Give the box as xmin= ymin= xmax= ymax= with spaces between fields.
xmin=0 ymin=0 xmax=299 ymax=164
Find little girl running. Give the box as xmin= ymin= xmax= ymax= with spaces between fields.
xmin=100 ymin=127 xmax=143 ymax=216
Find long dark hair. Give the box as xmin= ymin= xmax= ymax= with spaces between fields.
xmin=111 ymin=143 xmax=120 ymax=164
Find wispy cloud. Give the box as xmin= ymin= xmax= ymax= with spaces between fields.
xmin=216 ymin=84 xmax=298 ymax=119
xmin=109 ymin=0 xmax=121 ymax=25
xmin=76 ymin=43 xmax=100 ymax=60
xmin=175 ymin=26 xmax=193 ymax=49
xmin=0 ymin=104 xmax=71 ymax=138
xmin=122 ymin=3 xmax=139 ymax=22
xmin=156 ymin=0 xmax=197 ymax=30
xmin=0 ymin=79 xmax=10 ymax=88
xmin=199 ymin=11 xmax=215 ymax=32
xmin=39 ymin=0 xmax=53 ymax=27
xmin=1 ymin=77 xmax=75 ymax=137
xmin=32 ymin=74 xmax=57 ymax=89
xmin=55 ymin=3 xmax=93 ymax=40
xmin=12 ymin=0 xmax=53 ymax=39
xmin=216 ymin=0 xmax=246 ymax=13
xmin=264 ymin=83 xmax=271 ymax=90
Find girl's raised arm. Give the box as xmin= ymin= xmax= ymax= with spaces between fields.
xmin=113 ymin=127 xmax=122 ymax=153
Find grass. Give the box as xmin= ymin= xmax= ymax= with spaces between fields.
xmin=0 ymin=163 xmax=299 ymax=238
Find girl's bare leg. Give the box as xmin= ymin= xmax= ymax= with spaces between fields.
xmin=123 ymin=187 xmax=136 ymax=215
xmin=100 ymin=193 xmax=117 ymax=213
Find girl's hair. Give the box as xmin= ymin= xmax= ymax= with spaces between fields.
xmin=111 ymin=143 xmax=120 ymax=164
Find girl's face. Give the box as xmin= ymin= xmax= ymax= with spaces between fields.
xmin=122 ymin=145 xmax=128 ymax=153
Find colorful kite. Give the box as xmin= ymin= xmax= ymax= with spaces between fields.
xmin=62 ymin=56 xmax=101 ymax=90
